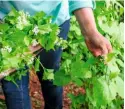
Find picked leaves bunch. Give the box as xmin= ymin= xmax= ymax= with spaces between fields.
xmin=0 ymin=8 xmax=67 ymax=75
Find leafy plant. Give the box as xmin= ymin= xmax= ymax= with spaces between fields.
xmin=0 ymin=1 xmax=124 ymax=108
xmin=0 ymin=8 xmax=67 ymax=82
xmin=53 ymin=1 xmax=124 ymax=109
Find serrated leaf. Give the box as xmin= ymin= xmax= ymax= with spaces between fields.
xmin=1 ymin=50 xmax=9 ymax=57
xmin=8 ymin=56 xmax=21 ymax=68
xmin=116 ymin=59 xmax=124 ymax=67
xmin=86 ymin=89 xmax=96 ymax=107
xmin=86 ymin=57 xmax=97 ymax=65
xmin=39 ymin=24 xmax=52 ymax=35
xmin=93 ymin=76 xmax=117 ymax=107
xmin=24 ymin=36 xmax=30 ymax=46
xmin=108 ymin=61 xmax=120 ymax=74
xmin=8 ymin=30 xmax=26 ymax=45
xmin=0 ymin=24 xmax=9 ymax=32
xmin=43 ymin=69 xmax=54 ymax=80
xmin=115 ymin=76 xmax=124 ymax=98
xmin=108 ymin=82 xmax=117 ymax=100
xmin=70 ymin=60 xmax=85 ymax=77
xmin=73 ymin=78 xmax=83 ymax=86
xmin=8 ymin=7 xmax=18 ymax=17
xmin=54 ymin=69 xmax=71 ymax=86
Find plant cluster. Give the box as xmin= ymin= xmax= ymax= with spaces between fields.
xmin=0 ymin=8 xmax=67 ymax=82
xmin=53 ymin=1 xmax=124 ymax=109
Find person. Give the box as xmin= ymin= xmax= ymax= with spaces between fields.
xmin=0 ymin=1 xmax=112 ymax=109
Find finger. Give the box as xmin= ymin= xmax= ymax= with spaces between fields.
xmin=104 ymin=38 xmax=112 ymax=53
xmin=101 ymin=44 xmax=108 ymax=56
xmin=107 ymin=43 xmax=113 ymax=53
xmin=93 ymin=50 xmax=102 ymax=57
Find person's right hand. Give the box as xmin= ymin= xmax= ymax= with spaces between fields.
xmin=84 ymin=32 xmax=112 ymax=57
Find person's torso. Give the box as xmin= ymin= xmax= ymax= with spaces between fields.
xmin=0 ymin=0 xmax=70 ymax=25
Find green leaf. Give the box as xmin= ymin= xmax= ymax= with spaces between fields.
xmin=83 ymin=71 xmax=92 ymax=79
xmin=1 ymin=50 xmax=10 ymax=57
xmin=5 ymin=75 xmax=12 ymax=81
xmin=8 ymin=30 xmax=26 ymax=45
xmin=105 ymin=53 xmax=115 ymax=63
xmin=8 ymin=56 xmax=21 ymax=68
xmin=39 ymin=24 xmax=52 ymax=35
xmin=73 ymin=78 xmax=83 ymax=86
xmin=43 ymin=69 xmax=54 ymax=80
xmin=24 ymin=36 xmax=30 ymax=46
xmin=0 ymin=24 xmax=9 ymax=32
xmin=8 ymin=7 xmax=18 ymax=17
xmin=108 ymin=82 xmax=117 ymax=100
xmin=93 ymin=76 xmax=117 ymax=107
xmin=62 ymin=52 xmax=71 ymax=59
xmin=115 ymin=76 xmax=124 ymax=98
xmin=70 ymin=60 xmax=85 ymax=77
xmin=33 ymin=11 xmax=46 ymax=21
xmin=116 ymin=59 xmax=124 ymax=67
xmin=34 ymin=57 xmax=40 ymax=72
xmin=107 ymin=60 xmax=120 ymax=75
xmin=70 ymin=25 xmax=81 ymax=36
xmin=86 ymin=89 xmax=96 ymax=107
xmin=38 ymin=34 xmax=48 ymax=48
xmin=86 ymin=57 xmax=97 ymax=66
xmin=109 ymin=72 xmax=119 ymax=79
xmin=54 ymin=69 xmax=71 ymax=86
xmin=0 ymin=37 xmax=2 ymax=42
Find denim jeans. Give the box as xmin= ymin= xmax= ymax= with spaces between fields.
xmin=1 ymin=19 xmax=70 ymax=109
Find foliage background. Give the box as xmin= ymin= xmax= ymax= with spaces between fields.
xmin=0 ymin=1 xmax=124 ymax=109
xmin=53 ymin=1 xmax=124 ymax=109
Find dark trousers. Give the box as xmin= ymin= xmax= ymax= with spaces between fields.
xmin=1 ymin=20 xmax=70 ymax=109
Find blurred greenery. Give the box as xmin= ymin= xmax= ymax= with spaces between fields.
xmin=53 ymin=1 xmax=124 ymax=109
xmin=0 ymin=99 xmax=6 ymax=109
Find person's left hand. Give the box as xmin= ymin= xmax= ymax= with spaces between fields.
xmin=84 ymin=32 xmax=112 ymax=57
xmin=28 ymin=44 xmax=42 ymax=53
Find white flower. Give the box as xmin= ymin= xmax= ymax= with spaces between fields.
xmin=32 ymin=39 xmax=39 ymax=47
xmin=32 ymin=25 xmax=40 ymax=35
xmin=1 ymin=46 xmax=12 ymax=53
xmin=5 ymin=46 xmax=12 ymax=53
xmin=56 ymin=30 xmax=60 ymax=35
xmin=54 ymin=37 xmax=59 ymax=44
xmin=1 ymin=48 xmax=6 ymax=51
xmin=55 ymin=37 xmax=63 ymax=46
xmin=22 ymin=17 xmax=28 ymax=25
xmin=16 ymin=11 xmax=30 ymax=30
xmin=17 ymin=16 xmax=21 ymax=22
xmin=27 ymin=57 xmax=34 ymax=65
xmin=55 ymin=38 xmax=67 ymax=48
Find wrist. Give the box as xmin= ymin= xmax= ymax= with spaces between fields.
xmin=82 ymin=30 xmax=100 ymax=40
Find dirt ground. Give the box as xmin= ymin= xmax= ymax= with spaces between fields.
xmin=29 ymin=70 xmax=85 ymax=109
xmin=0 ymin=70 xmax=85 ymax=109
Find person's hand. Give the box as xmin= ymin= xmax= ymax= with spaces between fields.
xmin=28 ymin=44 xmax=42 ymax=53
xmin=84 ymin=32 xmax=112 ymax=57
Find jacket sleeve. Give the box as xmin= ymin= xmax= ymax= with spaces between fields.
xmin=0 ymin=1 xmax=12 ymax=19
xmin=68 ymin=0 xmax=96 ymax=15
